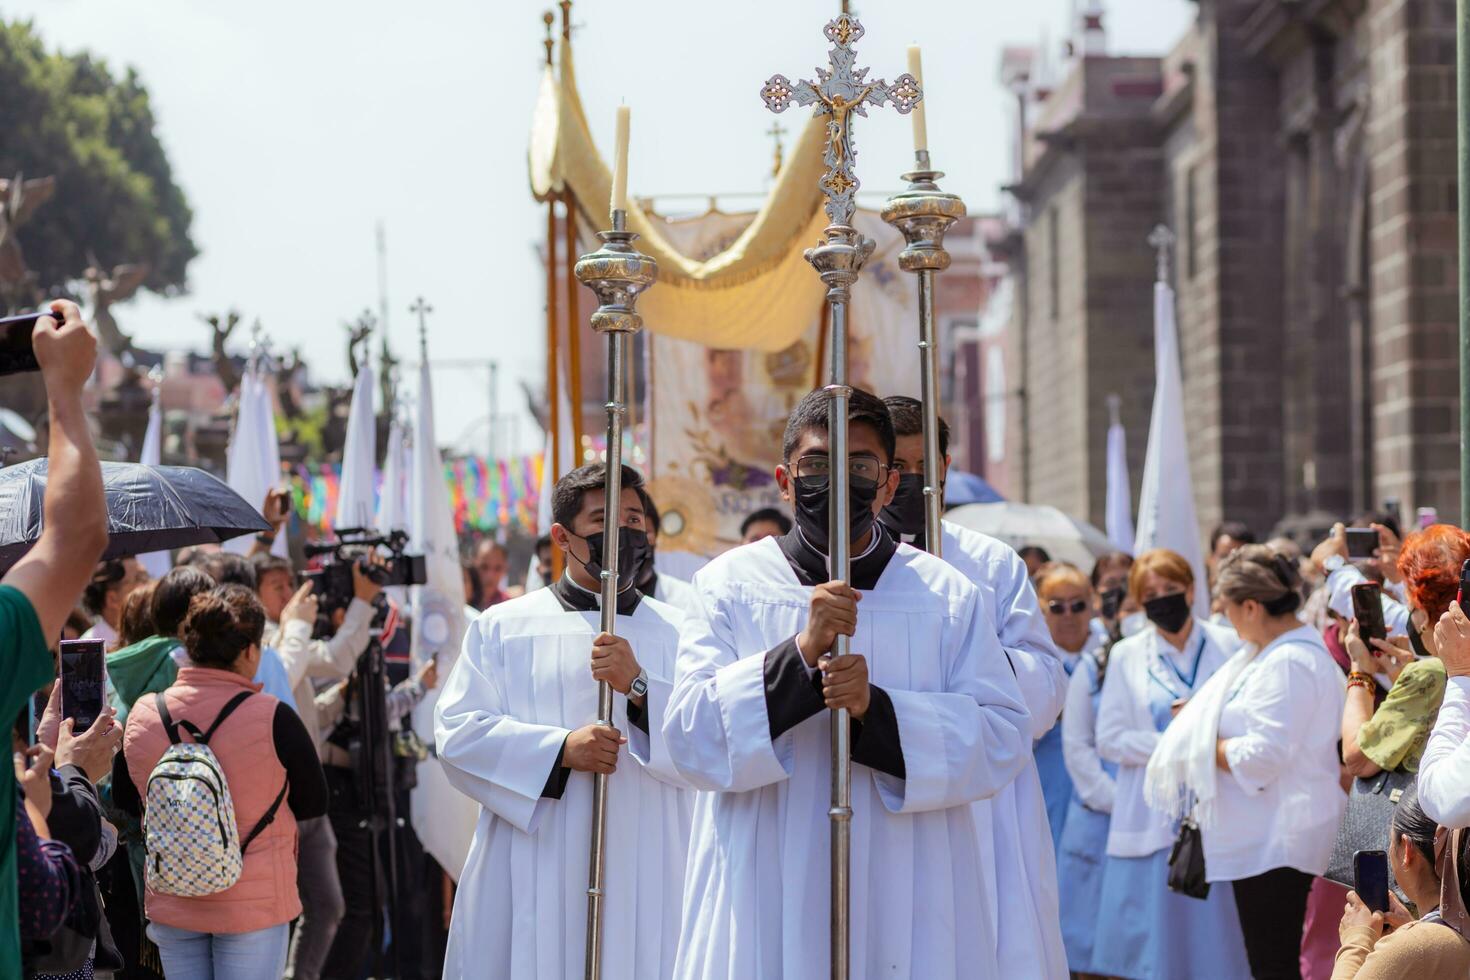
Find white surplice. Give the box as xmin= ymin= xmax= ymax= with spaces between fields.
xmin=940 ymin=522 xmax=1070 ymax=980
xmin=435 ymin=588 xmax=692 ymax=980
xmin=664 ymin=536 xmax=1032 ymax=980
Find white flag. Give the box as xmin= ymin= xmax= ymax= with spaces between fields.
xmin=1133 ymin=280 xmax=1209 ymax=615
xmin=136 ymin=392 xmax=171 ymax=578
xmin=335 ymin=365 xmax=377 ymax=531
xmin=376 ymin=418 xmax=409 ymax=534
xmin=224 ymin=370 xmax=287 ymax=558
xmin=1105 ymin=407 xmax=1135 ymax=555
xmin=408 ymin=354 xmax=477 ymax=880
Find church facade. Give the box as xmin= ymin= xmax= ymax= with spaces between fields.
xmin=997 ymin=0 xmax=1459 ymax=538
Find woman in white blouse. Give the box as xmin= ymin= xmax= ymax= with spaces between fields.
xmin=1091 ymin=549 xmax=1251 ymax=980
xmin=1145 ymin=544 xmax=1346 ymax=980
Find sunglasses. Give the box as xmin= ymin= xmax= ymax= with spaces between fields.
xmin=1046 ymin=599 xmax=1090 ymax=616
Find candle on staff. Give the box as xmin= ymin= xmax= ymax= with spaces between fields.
xmin=611 ymin=105 xmax=631 ymax=219
xmin=907 ymin=45 xmax=928 ymax=155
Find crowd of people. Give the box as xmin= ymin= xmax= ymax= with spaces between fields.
xmin=11 ymin=299 xmax=1470 ymax=980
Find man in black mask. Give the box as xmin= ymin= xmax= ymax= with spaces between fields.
xmin=632 ymin=487 xmax=703 ymax=616
xmin=873 ymin=394 xmax=1074 ymax=975
xmin=434 ymin=462 xmax=693 ymax=977
xmin=662 ymin=386 xmax=1033 ymax=980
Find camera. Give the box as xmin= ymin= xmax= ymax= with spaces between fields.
xmin=303 ymin=527 xmax=427 ymax=623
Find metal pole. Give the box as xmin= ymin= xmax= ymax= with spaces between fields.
xmin=574 ymin=207 xmax=657 ymax=980
xmin=1459 ymin=0 xmax=1470 ymax=525
xmin=826 ymin=293 xmax=853 ymax=980
xmin=883 ymin=150 xmax=966 ymax=556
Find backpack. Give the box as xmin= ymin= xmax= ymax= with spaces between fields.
xmin=142 ymin=691 xmax=287 ymax=897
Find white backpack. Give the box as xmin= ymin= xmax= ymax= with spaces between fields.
xmin=142 ymin=691 xmax=287 ymax=897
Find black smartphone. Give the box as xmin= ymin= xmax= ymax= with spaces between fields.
xmin=1460 ymin=559 xmax=1470 ymax=617
xmin=1345 ymin=528 xmax=1379 ymax=560
xmin=59 ymin=638 xmax=105 ymax=732
xmin=1354 ymin=849 xmax=1390 ymax=913
xmin=1352 ymin=583 xmax=1387 ymax=643
xmin=0 ymin=310 xmax=61 ymax=377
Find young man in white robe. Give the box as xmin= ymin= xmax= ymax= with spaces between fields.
xmin=663 ymin=387 xmax=1033 ymax=980
xmin=879 ymin=394 xmax=1070 ymax=979
xmin=435 ymin=463 xmax=691 ymax=980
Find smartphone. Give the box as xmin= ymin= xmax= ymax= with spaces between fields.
xmin=1459 ymin=559 xmax=1470 ymax=617
xmin=0 ymin=310 xmax=61 ymax=377
xmin=1354 ymin=850 xmax=1390 ymax=913
xmin=1352 ymin=583 xmax=1387 ymax=643
xmin=59 ymin=638 xmax=105 ymax=732
xmin=1345 ymin=528 xmax=1379 ymax=560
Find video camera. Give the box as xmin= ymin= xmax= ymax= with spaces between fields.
xmin=303 ymin=527 xmax=427 ymax=621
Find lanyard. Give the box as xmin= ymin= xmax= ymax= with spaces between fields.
xmin=1149 ymin=630 xmax=1207 ymax=699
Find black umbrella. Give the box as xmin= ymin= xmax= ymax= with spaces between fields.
xmin=0 ymin=458 xmax=271 ymax=570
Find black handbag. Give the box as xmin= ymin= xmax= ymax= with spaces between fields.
xmin=1325 ymin=768 xmax=1416 ymax=890
xmin=1167 ymin=817 xmax=1211 ymax=900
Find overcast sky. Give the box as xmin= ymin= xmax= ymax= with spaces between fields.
xmin=7 ymin=0 xmax=1194 ymax=456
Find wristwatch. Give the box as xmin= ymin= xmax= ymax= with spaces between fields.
xmin=629 ymin=669 xmax=649 ymax=699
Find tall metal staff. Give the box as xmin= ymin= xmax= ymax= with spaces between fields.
xmin=571 ymin=109 xmax=658 ymax=980
xmin=883 ymin=48 xmax=966 ymax=557
xmin=762 ymin=15 xmax=920 ymax=979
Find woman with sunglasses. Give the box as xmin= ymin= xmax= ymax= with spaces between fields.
xmin=1090 ymin=549 xmax=1250 ymax=979
xmin=1033 ymin=564 xmax=1100 ymax=852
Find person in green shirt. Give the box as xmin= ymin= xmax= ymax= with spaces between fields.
xmin=3 ymin=300 xmax=110 ymax=979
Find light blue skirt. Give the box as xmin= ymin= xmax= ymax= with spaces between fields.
xmin=1056 ymin=799 xmax=1111 ymax=974
xmin=1033 ymin=723 xmax=1072 ymax=850
xmin=1090 ymin=848 xmax=1251 ymax=980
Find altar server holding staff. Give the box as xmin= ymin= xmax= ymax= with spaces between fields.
xmin=663 ymin=388 xmax=1032 ymax=980
xmin=434 ymin=464 xmax=690 ymax=980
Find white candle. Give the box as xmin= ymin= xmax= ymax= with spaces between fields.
xmin=907 ymin=45 xmax=928 ymax=155
xmin=611 ymin=105 xmax=630 ymax=218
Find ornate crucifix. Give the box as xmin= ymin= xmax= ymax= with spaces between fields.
xmin=761 ymin=14 xmax=920 ymax=226
xmin=759 ymin=15 xmax=920 ymax=980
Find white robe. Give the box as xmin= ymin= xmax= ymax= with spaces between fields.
xmin=663 ymin=536 xmax=1032 ymax=980
xmin=651 ymin=573 xmax=703 ymax=619
xmin=435 ymin=588 xmax=692 ymax=980
xmin=940 ymin=522 xmax=1070 ymax=980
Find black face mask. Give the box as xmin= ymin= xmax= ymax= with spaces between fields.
xmin=791 ymin=474 xmax=878 ymax=555
xmin=570 ymin=527 xmax=651 ymax=594
xmin=635 ymin=540 xmax=658 ymax=591
xmin=1099 ymin=587 xmax=1126 ymax=621
xmin=880 ymin=473 xmax=926 ymax=537
xmin=1143 ymin=591 xmax=1192 ymax=634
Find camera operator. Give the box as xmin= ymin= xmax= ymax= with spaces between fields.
xmin=252 ymin=553 xmax=379 ymax=980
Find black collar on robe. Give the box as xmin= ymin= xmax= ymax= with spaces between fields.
xmin=778 ymin=522 xmax=897 ymax=591
xmin=550 ymin=574 xmax=642 ymax=616
xmin=877 ymin=516 xmax=926 ymax=553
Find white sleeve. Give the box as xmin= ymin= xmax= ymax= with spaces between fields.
xmin=272 ymin=619 xmax=315 ymax=690
xmin=434 ymin=617 xmax=570 ymax=834
xmin=1418 ymin=677 xmax=1470 ymax=829
xmin=1062 ymin=659 xmax=1115 ymax=813
xmin=320 ymin=598 xmax=374 ymax=676
xmin=661 ymin=589 xmax=794 ymax=794
xmin=1222 ymin=652 xmax=1333 ymax=794
xmin=1096 ymin=656 xmax=1159 ymax=765
xmin=624 ymin=670 xmax=687 ymax=788
xmin=873 ymin=591 xmax=1032 ymax=814
xmin=993 ymin=551 xmax=1069 ymax=739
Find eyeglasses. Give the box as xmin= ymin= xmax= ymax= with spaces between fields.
xmin=1046 ymin=599 xmax=1090 ymax=616
xmin=792 ymin=453 xmax=888 ymax=486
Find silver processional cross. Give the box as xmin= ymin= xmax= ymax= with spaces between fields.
xmin=760 ymin=14 xmax=920 ymax=980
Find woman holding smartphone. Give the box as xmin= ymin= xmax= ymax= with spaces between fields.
xmin=1091 ymin=549 xmax=1250 ymax=979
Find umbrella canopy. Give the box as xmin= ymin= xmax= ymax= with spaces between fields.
xmin=943 ymin=469 xmax=1005 ymax=507
xmin=0 ymin=458 xmax=271 ymax=570
xmin=945 ymin=501 xmax=1113 ymax=569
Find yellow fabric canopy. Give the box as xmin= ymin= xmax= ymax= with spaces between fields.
xmin=528 ymin=38 xmax=832 ymax=351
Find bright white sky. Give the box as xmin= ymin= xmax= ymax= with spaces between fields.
xmin=9 ymin=0 xmax=1193 ymax=456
